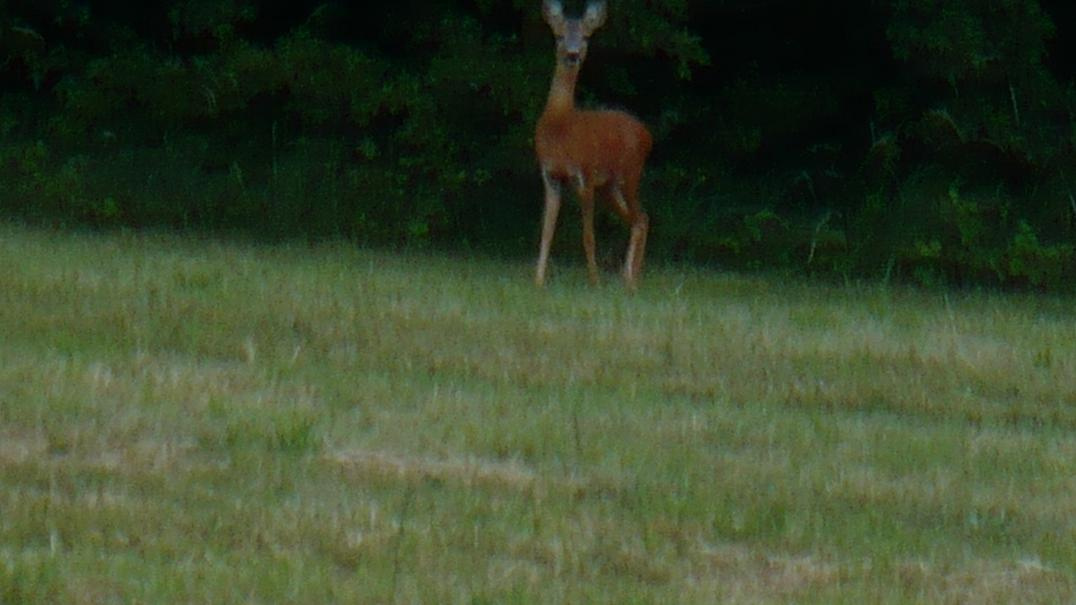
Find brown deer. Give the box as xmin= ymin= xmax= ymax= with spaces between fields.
xmin=534 ymin=0 xmax=652 ymax=291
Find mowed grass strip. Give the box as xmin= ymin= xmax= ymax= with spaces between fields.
xmin=0 ymin=224 xmax=1074 ymax=603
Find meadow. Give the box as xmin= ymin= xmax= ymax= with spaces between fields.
xmin=0 ymin=224 xmax=1074 ymax=603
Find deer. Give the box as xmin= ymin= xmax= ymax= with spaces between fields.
xmin=534 ymin=0 xmax=653 ymax=291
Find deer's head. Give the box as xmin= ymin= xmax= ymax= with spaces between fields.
xmin=542 ymin=0 xmax=607 ymax=68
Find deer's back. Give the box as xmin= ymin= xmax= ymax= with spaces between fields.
xmin=536 ymin=109 xmax=651 ymax=182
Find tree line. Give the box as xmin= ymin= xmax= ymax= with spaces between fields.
xmin=1 ymin=0 xmax=1074 ymax=288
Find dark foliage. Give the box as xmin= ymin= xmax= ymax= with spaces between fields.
xmin=1 ymin=0 xmax=1074 ymax=287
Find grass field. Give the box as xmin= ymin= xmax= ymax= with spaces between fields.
xmin=1 ymin=224 xmax=1074 ymax=603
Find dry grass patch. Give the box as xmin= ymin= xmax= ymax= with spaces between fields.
xmin=1 ymin=224 xmax=1074 ymax=602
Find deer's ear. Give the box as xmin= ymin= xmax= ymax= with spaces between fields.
xmin=542 ymin=0 xmax=565 ymax=28
xmin=582 ymin=1 xmax=607 ymax=32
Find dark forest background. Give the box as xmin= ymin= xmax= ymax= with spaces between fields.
xmin=2 ymin=0 xmax=1076 ymax=288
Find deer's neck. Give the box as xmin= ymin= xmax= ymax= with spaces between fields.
xmin=542 ymin=63 xmax=580 ymax=121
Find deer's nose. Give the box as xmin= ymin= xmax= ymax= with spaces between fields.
xmin=563 ymin=51 xmax=581 ymax=65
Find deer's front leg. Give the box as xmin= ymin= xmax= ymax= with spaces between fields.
xmin=535 ymin=169 xmax=562 ymax=288
xmin=578 ymin=182 xmax=599 ymax=285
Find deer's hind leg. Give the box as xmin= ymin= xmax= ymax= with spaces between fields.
xmin=608 ymin=182 xmax=648 ymax=291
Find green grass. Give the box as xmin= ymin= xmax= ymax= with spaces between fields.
xmin=1 ymin=224 xmax=1074 ymax=603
